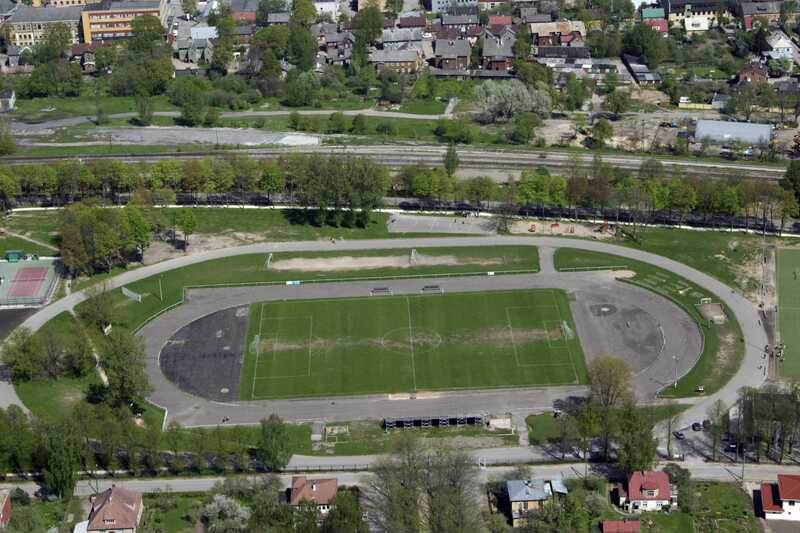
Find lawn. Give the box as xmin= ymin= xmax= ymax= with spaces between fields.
xmin=397 ymin=99 xmax=447 ymax=115
xmin=0 ymin=235 xmax=56 ymax=257
xmin=240 ymin=288 xmax=585 ymax=400
xmin=142 ymin=493 xmax=205 ymax=533
xmin=554 ymin=248 xmax=744 ymax=397
xmin=88 ymin=245 xmax=540 ymax=331
xmin=13 ymin=94 xmax=177 ymax=122
xmin=4 ymin=211 xmax=63 ymax=248
xmin=777 ymin=248 xmax=800 ymax=379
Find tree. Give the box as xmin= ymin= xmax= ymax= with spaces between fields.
xmin=328 ymin=111 xmax=348 ymax=133
xmin=256 ymin=414 xmax=291 ymax=471
xmin=0 ymin=120 xmax=16 ymax=156
xmin=603 ymin=90 xmax=631 ymax=119
xmin=173 ymin=208 xmax=197 ymax=250
xmin=575 ymin=400 xmax=598 ymax=476
xmin=444 ymin=143 xmax=459 ymax=177
xmin=781 ymin=159 xmax=800 ymax=203
xmin=591 ymin=118 xmax=613 ymax=147
xmin=351 ymin=114 xmax=368 ymax=134
xmin=203 ymin=495 xmax=251 ymax=533
xmin=616 ymin=401 xmax=657 ymax=474
xmin=323 ymin=491 xmax=369 ymax=533
xmin=38 ymin=419 xmax=81 ymax=499
xmin=507 ymin=112 xmax=542 ymax=145
xmin=1 ymin=328 xmax=43 ymax=381
xmin=102 ymin=328 xmax=151 ymax=408
xmin=587 ymin=356 xmax=632 ymax=460
xmin=473 ymin=80 xmax=551 ymax=123
xmin=623 ymin=23 xmax=668 ymax=68
xmin=181 ymin=0 xmax=197 ymax=17
xmin=32 ymin=22 xmax=72 ymax=64
xmin=256 ymin=0 xmax=287 ymax=25
xmin=707 ymin=399 xmax=727 ymax=461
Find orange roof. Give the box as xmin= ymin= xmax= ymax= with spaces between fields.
xmin=778 ymin=474 xmax=800 ymax=501
xmin=603 ymin=519 xmax=641 ymax=533
xmin=290 ymin=476 xmax=338 ymax=506
xmin=87 ymin=485 xmax=142 ymax=531
xmin=488 ymin=15 xmax=512 ymax=26
xmin=761 ymin=483 xmax=783 ymax=512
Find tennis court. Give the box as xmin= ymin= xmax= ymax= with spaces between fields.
xmin=0 ymin=260 xmax=59 ymax=306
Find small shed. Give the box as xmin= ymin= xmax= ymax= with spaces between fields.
xmin=5 ymin=250 xmax=24 ymax=262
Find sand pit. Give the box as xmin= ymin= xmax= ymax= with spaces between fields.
xmin=509 ymin=220 xmax=613 ymax=240
xmin=269 ymin=253 xmax=502 ymax=272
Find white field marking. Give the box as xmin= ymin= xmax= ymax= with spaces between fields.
xmin=251 ymin=303 xmax=265 ymax=400
xmin=253 ymin=315 xmax=313 ymax=381
xmin=549 ymin=290 xmax=580 ymax=384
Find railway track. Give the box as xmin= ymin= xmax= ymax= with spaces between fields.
xmin=2 ymin=145 xmax=787 ymax=181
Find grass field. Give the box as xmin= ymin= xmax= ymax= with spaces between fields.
xmin=554 ymin=248 xmax=744 ymax=397
xmin=87 ymin=245 xmax=539 ymax=331
xmin=777 ymin=248 xmax=800 ymax=379
xmin=239 ymin=289 xmax=585 ymax=400
xmin=0 ymin=235 xmax=56 ymax=257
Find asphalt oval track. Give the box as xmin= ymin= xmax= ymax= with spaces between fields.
xmin=14 ymin=236 xmax=768 ymax=431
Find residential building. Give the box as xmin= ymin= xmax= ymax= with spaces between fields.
xmin=81 ymin=0 xmax=167 ymax=43
xmin=398 ymin=15 xmax=427 ymax=29
xmin=602 ymin=519 xmax=641 ymax=533
xmin=441 ymin=13 xmax=479 ymax=29
xmin=520 ymin=8 xmax=550 ymax=23
xmin=641 ymin=6 xmax=665 ymax=20
xmin=229 ymin=0 xmax=257 ymax=23
xmin=482 ymin=28 xmax=515 ymax=70
xmin=289 ymin=476 xmax=338 ymax=516
xmin=428 ymin=0 xmax=477 ymax=13
xmin=488 ymin=14 xmax=511 ymax=26
xmin=70 ymin=41 xmax=112 ymax=72
xmin=622 ymin=54 xmax=661 ymax=85
xmin=0 ymin=0 xmax=18 ymax=23
xmin=369 ymin=48 xmax=423 ymax=73
xmin=506 ymin=478 xmax=568 ymax=528
xmin=739 ymin=62 xmax=768 ymax=83
xmin=381 ymin=28 xmax=423 ymax=49
xmin=0 ymin=489 xmax=10 ymax=528
xmin=761 ymin=474 xmax=800 ymax=520
xmin=174 ymin=38 xmax=213 ymax=63
xmin=478 ymin=0 xmax=508 ymax=9
xmin=643 ymin=17 xmax=668 ymax=33
xmin=311 ymin=21 xmax=338 ymax=42
xmin=85 ymin=485 xmax=144 ymax=533
xmin=47 ymin=0 xmax=101 ymax=5
xmin=616 ymin=471 xmax=675 ymax=513
xmin=190 ymin=25 xmax=218 ymax=40
xmin=6 ymin=5 xmax=82 ymax=47
xmin=666 ymin=0 xmax=731 ymax=30
xmin=434 ymin=38 xmax=470 ymax=69
xmin=741 ymin=1 xmax=780 ymax=29
xmin=765 ymin=31 xmax=793 ymax=61
xmin=528 ymin=20 xmax=586 ymax=46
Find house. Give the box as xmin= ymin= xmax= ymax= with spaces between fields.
xmin=641 ymin=6 xmax=665 ymax=20
xmin=290 ymin=476 xmax=338 ymax=516
xmin=267 ymin=12 xmax=290 ymax=24
xmin=739 ymin=1 xmax=799 ymax=30
xmin=623 ymin=54 xmax=661 ymax=85
xmin=368 ymin=49 xmax=423 ymax=73
xmin=478 ymin=0 xmax=508 ymax=9
xmin=760 ymin=474 xmax=800 ymax=520
xmin=230 ymin=0 xmax=257 ymax=23
xmin=174 ymin=38 xmax=213 ymax=63
xmin=644 ymin=18 xmax=668 ymax=33
xmin=398 ymin=15 xmax=427 ymax=29
xmin=434 ymin=38 xmax=470 ymax=70
xmin=6 ymin=5 xmax=83 ymax=47
xmin=81 ymin=0 xmax=168 ymax=43
xmin=616 ymin=471 xmax=675 ymax=513
xmin=381 ymin=28 xmax=423 ymax=49
xmin=441 ymin=13 xmax=479 ymax=30
xmin=85 ymin=485 xmax=144 ymax=533
xmin=739 ymin=62 xmax=769 ymax=84
xmin=190 ymin=25 xmax=218 ymax=40
xmin=234 ymin=24 xmax=256 ymax=45
xmin=482 ymin=28 xmax=516 ymax=70
xmin=312 ymin=22 xmax=338 ymax=42
xmin=520 ymin=9 xmax=551 ymax=23
xmin=0 ymin=489 xmax=10 ymax=528
xmin=666 ymin=0 xmax=731 ymax=31
xmin=528 ymin=20 xmax=587 ymax=46
xmin=507 ymin=478 xmax=568 ymax=528
xmin=488 ymin=15 xmax=512 ymax=27
xmin=429 ymin=0 xmax=477 ymax=13
xmin=764 ymin=32 xmax=794 ymax=61
xmin=602 ymin=519 xmax=641 ymax=533
xmin=70 ymin=42 xmax=113 ymax=73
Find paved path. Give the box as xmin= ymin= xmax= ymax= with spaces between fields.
xmin=10 ymin=236 xmax=768 ymax=442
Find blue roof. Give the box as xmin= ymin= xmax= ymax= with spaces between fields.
xmin=507 ymin=478 xmax=567 ymax=502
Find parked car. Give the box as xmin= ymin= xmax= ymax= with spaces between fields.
xmin=692 ymin=422 xmax=703 ymax=431
xmin=673 ymin=431 xmax=686 ymax=440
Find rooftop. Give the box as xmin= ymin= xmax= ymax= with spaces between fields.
xmin=627 ymin=471 xmax=671 ymax=501
xmin=290 ymin=476 xmax=338 ymax=506
xmin=88 ymin=486 xmax=143 ymax=532
xmin=8 ymin=5 xmax=83 ymax=23
xmin=778 ymin=474 xmax=800 ymax=501
xmin=695 ymin=119 xmax=773 ymax=145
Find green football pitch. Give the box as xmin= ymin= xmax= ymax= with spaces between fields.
xmin=240 ymin=289 xmax=587 ymax=400
xmin=778 ymin=249 xmax=800 ymax=379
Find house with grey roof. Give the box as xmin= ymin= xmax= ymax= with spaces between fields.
xmin=434 ymin=38 xmax=470 ymax=70
xmin=0 ymin=0 xmax=18 ymax=23
xmin=507 ymin=478 xmax=568 ymax=528
xmin=368 ymin=49 xmax=423 ymax=73
xmin=482 ymin=29 xmax=516 ymax=71
xmin=694 ymin=120 xmax=773 ymax=146
xmin=267 ymin=12 xmax=291 ymax=24
xmin=381 ymin=28 xmax=424 ymax=49
xmin=6 ymin=5 xmax=83 ymax=47
xmin=174 ymin=38 xmax=214 ymax=64
xmin=441 ymin=14 xmax=479 ymax=28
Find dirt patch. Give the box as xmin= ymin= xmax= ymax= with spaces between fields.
xmin=268 ymin=253 xmax=502 ymax=272
xmin=509 ymin=220 xmax=613 ymax=240
xmin=421 ymin=436 xmax=506 ymax=448
xmin=697 ymin=302 xmax=727 ymax=324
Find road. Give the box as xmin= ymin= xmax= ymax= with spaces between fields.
xmin=0 ymin=145 xmax=786 ymax=182
xmin=7 ymin=236 xmax=767 ymax=445
xmin=1 ymin=460 xmax=796 ymax=496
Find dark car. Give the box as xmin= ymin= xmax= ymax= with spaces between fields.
xmin=673 ymin=431 xmax=686 ymax=440
xmin=692 ymin=422 xmax=703 ymax=431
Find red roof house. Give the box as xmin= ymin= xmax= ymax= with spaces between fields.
xmin=644 ymin=18 xmax=669 ymax=33
xmin=488 ymin=15 xmax=512 ymax=26
xmin=603 ymin=519 xmax=641 ymax=533
xmin=290 ymin=476 xmax=338 ymax=516
xmin=761 ymin=474 xmax=800 ymax=520
xmin=87 ymin=485 xmax=143 ymax=532
xmin=619 ymin=471 xmax=674 ymax=513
